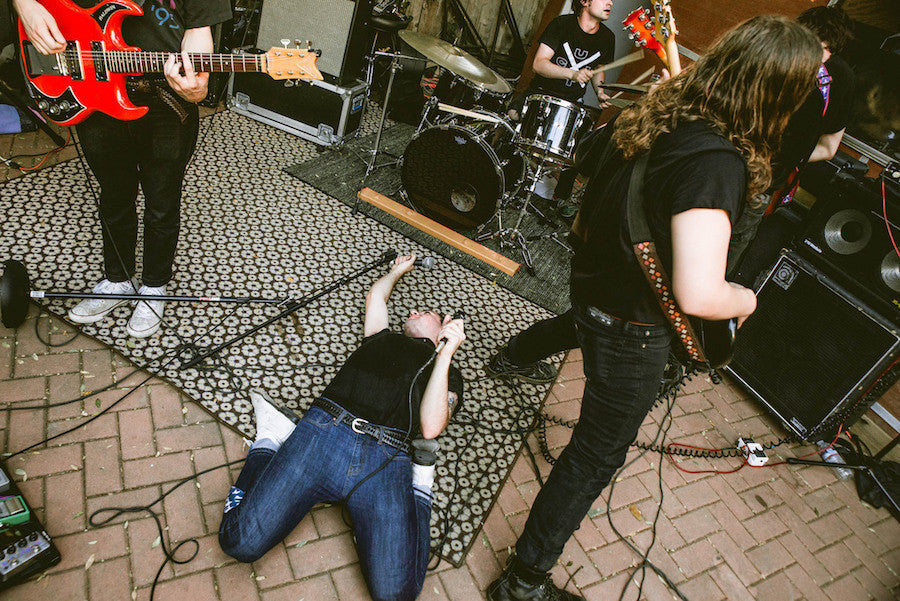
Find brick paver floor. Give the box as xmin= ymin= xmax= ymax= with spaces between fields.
xmin=1 ymin=304 xmax=898 ymax=601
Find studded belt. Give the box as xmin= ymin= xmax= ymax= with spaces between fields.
xmin=312 ymin=397 xmax=410 ymax=453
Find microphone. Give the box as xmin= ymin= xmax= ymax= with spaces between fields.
xmin=392 ymin=256 xmax=437 ymax=269
xmin=436 ymin=311 xmax=465 ymax=353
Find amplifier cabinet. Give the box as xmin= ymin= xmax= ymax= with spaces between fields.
xmin=228 ymin=72 xmax=367 ymax=146
xmin=797 ymin=176 xmax=900 ymax=325
xmin=727 ymin=250 xmax=900 ymax=441
xmin=256 ymin=0 xmax=373 ymax=85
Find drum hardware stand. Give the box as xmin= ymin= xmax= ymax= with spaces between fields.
xmin=416 ymin=95 xmax=440 ymax=134
xmin=355 ymin=52 xmax=423 ymax=213
xmin=475 ymin=144 xmax=557 ymax=275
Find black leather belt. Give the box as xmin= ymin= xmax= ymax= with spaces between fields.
xmin=312 ymin=397 xmax=410 ymax=453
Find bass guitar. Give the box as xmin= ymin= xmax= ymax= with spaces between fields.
xmin=18 ymin=0 xmax=323 ymax=126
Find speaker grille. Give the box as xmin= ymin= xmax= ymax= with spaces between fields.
xmin=799 ymin=178 xmax=900 ymax=324
xmin=729 ymin=252 xmax=900 ymax=439
xmin=257 ymin=0 xmax=357 ymax=80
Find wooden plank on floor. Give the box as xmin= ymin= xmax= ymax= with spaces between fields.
xmin=357 ymin=187 xmax=520 ymax=276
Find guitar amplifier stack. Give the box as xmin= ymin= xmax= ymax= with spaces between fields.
xmin=227 ymin=0 xmax=372 ymax=145
xmin=727 ymin=172 xmax=900 ymax=441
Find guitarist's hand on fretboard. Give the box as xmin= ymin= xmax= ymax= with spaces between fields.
xmin=165 ymin=51 xmax=209 ymax=104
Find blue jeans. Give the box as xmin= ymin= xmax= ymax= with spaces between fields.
xmin=218 ymin=407 xmax=431 ymax=601
xmin=515 ymin=303 xmax=672 ymax=572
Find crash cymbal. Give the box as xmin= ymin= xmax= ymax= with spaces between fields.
xmin=399 ymin=31 xmax=511 ymax=94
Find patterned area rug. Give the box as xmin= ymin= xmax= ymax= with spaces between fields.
xmin=285 ymin=121 xmax=576 ymax=315
xmin=0 ymin=109 xmax=562 ymax=566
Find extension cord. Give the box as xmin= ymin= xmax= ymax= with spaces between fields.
xmin=737 ymin=437 xmax=768 ymax=467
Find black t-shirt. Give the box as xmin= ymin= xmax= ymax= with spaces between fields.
xmin=771 ymin=55 xmax=855 ymax=191
xmin=74 ymin=0 xmax=231 ymax=52
xmin=530 ymin=14 xmax=615 ymax=103
xmin=571 ymin=120 xmax=747 ymax=324
xmin=319 ymin=329 xmax=465 ymax=434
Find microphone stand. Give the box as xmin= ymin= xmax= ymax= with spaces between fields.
xmin=180 ymin=250 xmax=398 ymax=370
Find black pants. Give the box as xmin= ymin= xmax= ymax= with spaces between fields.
xmin=507 ymin=308 xmax=579 ymax=365
xmin=76 ymin=99 xmax=199 ymax=287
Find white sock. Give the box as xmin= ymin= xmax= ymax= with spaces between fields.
xmin=249 ymin=388 xmax=295 ymax=447
xmin=412 ymin=464 xmax=435 ymax=491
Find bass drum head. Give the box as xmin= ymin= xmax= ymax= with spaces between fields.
xmin=401 ymin=125 xmax=502 ymax=230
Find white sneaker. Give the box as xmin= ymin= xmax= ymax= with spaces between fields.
xmin=126 ymin=285 xmax=166 ymax=338
xmin=67 ymin=279 xmax=136 ymax=324
xmin=249 ymin=388 xmax=295 ymax=447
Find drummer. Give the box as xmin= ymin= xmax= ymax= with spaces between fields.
xmin=508 ymin=0 xmax=616 ymax=218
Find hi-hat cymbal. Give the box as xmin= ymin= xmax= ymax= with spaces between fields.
xmin=400 ymin=31 xmax=511 ymax=94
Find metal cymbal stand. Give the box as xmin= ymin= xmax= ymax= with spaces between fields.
xmin=355 ymin=51 xmax=425 ymax=213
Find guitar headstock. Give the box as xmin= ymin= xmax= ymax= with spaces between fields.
xmin=265 ymin=40 xmax=323 ymax=81
xmin=623 ymin=8 xmax=667 ymax=65
xmin=651 ymin=1 xmax=678 ymax=49
xmin=622 ymin=2 xmax=680 ymax=75
xmin=652 ymin=1 xmax=681 ymax=75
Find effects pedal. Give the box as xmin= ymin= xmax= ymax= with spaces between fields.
xmin=737 ymin=437 xmax=769 ymax=467
xmin=0 ymin=463 xmax=61 ymax=590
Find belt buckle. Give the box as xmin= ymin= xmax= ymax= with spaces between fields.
xmin=351 ymin=417 xmax=369 ymax=434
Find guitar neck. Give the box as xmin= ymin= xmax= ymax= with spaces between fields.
xmin=665 ymin=38 xmax=681 ymax=76
xmin=102 ymin=51 xmax=266 ymax=74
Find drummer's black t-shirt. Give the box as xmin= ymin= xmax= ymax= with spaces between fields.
xmin=531 ymin=14 xmax=615 ymax=103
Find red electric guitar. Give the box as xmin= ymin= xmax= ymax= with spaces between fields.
xmin=18 ymin=0 xmax=323 ymax=126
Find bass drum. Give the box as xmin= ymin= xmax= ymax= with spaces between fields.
xmin=401 ymin=122 xmax=522 ymax=230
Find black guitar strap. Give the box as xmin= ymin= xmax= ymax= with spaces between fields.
xmin=626 ymin=153 xmax=710 ymax=364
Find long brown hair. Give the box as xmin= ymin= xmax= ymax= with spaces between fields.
xmin=613 ymin=15 xmax=822 ymax=195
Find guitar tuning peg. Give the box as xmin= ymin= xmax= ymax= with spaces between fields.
xmin=283 ymin=79 xmax=295 ymax=87
xmin=294 ymin=39 xmax=302 ymax=48
xmin=280 ymin=38 xmax=290 ymax=47
xmin=306 ymin=40 xmax=312 ymax=52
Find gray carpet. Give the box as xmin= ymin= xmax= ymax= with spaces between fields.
xmin=0 ymin=109 xmax=564 ymax=567
xmin=285 ymin=122 xmax=574 ymax=315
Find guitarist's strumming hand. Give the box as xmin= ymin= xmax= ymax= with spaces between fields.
xmin=13 ymin=0 xmax=66 ymax=55
xmin=164 ymin=51 xmax=209 ymax=104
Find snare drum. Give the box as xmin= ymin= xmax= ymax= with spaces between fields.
xmin=401 ymin=120 xmax=522 ymax=230
xmin=516 ymin=94 xmax=600 ymax=166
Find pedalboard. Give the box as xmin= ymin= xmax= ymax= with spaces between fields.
xmin=0 ymin=463 xmax=60 ymax=590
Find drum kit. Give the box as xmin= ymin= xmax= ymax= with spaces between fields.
xmin=362 ymin=31 xmax=605 ymax=274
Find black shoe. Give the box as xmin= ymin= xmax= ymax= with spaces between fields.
xmin=411 ymin=438 xmax=439 ymax=466
xmin=486 ymin=346 xmax=558 ymax=384
xmin=487 ymin=567 xmax=584 ymax=601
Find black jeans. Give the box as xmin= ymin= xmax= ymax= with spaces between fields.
xmin=507 ymin=308 xmax=579 ymax=365
xmin=76 ymin=99 xmax=199 ymax=287
xmin=511 ymin=303 xmax=673 ymax=572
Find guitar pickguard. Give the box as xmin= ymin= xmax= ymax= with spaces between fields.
xmin=92 ymin=2 xmax=133 ymax=33
xmin=25 ymin=84 xmax=85 ymax=124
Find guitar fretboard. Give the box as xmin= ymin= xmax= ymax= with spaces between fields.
xmin=65 ymin=50 xmax=267 ymax=74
